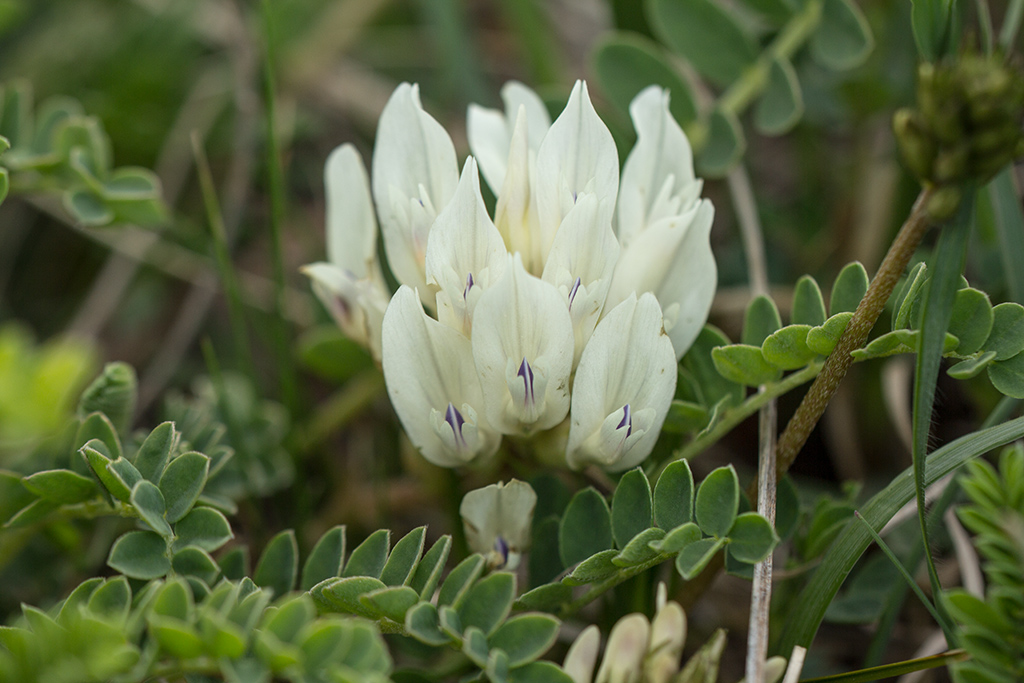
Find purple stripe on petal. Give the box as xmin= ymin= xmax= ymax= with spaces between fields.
xmin=616 ymin=404 xmax=632 ymax=438
xmin=517 ymin=358 xmax=536 ymax=406
xmin=568 ymin=276 xmax=582 ymax=310
xmin=445 ymin=402 xmax=468 ymax=448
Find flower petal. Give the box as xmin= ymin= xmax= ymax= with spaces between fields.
xmin=372 ymin=83 xmax=459 ymax=303
xmin=382 ymin=286 xmax=500 ymax=467
xmin=595 ymin=614 xmax=650 ymax=683
xmin=564 ymin=625 xmax=601 ymax=683
xmin=302 ymin=262 xmax=390 ymax=362
xmin=606 ymin=199 xmax=717 ymax=359
xmin=534 ymin=81 xmax=619 ymax=265
xmin=425 ymin=157 xmax=509 ymax=335
xmin=324 ymin=144 xmax=379 ymax=279
xmin=494 ymin=109 xmax=545 ymax=275
xmin=541 ymin=192 xmax=620 ymax=366
xmin=617 ymin=87 xmax=701 ymax=246
xmin=472 ymin=254 xmax=574 ymax=434
xmin=467 ymin=81 xmax=550 ymax=194
xmin=567 ymin=293 xmax=677 ymax=471
xmin=460 ymin=479 xmax=537 ymax=568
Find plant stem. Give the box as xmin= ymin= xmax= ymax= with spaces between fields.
xmin=774 ymin=187 xmax=937 ymax=481
xmin=557 ymin=552 xmax=675 ymax=619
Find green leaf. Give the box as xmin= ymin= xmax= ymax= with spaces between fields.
xmin=359 ymin=585 xmax=419 ymax=623
xmin=762 ymin=325 xmax=817 ymax=370
xmin=380 ymin=525 xmax=426 ymax=586
xmin=947 ymin=288 xmax=994 ymax=356
xmin=438 ymin=554 xmax=486 ymax=608
xmin=105 ymin=457 xmax=142 ymax=502
xmin=778 ymin=417 xmax=1024 ymax=652
xmin=296 ymin=326 xmax=374 ymax=384
xmin=75 ymin=411 xmax=122 ymax=459
xmin=219 ymin=546 xmax=249 ymax=581
xmin=726 ymin=512 xmax=779 ymax=563
xmin=77 ymin=361 xmax=136 ymax=435
xmin=65 ymin=188 xmax=113 ymax=226
xmin=742 ymin=295 xmax=782 ymax=347
xmin=438 ymin=605 xmax=463 ymax=641
xmin=173 ymin=507 xmax=233 ymax=553
xmin=254 ymin=529 xmax=298 ymax=597
xmin=911 ymin=0 xmax=957 ymax=61
xmin=983 ymin=168 xmax=1024 ymax=304
xmin=0 ymin=167 xmax=8 ymax=206
xmin=87 ymin=576 xmax=131 ymax=624
xmin=199 ymin=612 xmax=247 ymax=659
xmin=792 ymin=275 xmax=827 ymax=326
xmin=754 ymin=56 xmax=803 ymax=135
xmin=652 ymin=522 xmax=702 ymax=554
xmin=893 ymin=262 xmax=927 ymax=330
xmin=0 ymin=471 xmax=35 ymax=524
xmin=301 ymin=525 xmax=346 ymax=591
xmin=806 ymin=312 xmax=854 ymax=355
xmin=131 ymin=480 xmax=171 ymax=537
xmin=341 ymin=529 xmax=390 ymax=579
xmin=563 ymin=549 xmax=620 ymax=585
xmin=158 ymin=452 xmax=209 ymax=523
xmin=457 ymin=572 xmax=515 ymax=636
xmin=558 ymin=487 xmax=613 ymax=566
xmin=172 ymin=547 xmax=220 ymax=585
xmin=58 ymin=577 xmax=104 ymax=626
xmin=405 ymin=602 xmax=450 ymax=646
xmin=108 ymin=530 xmax=170 ymax=580
xmin=316 ymin=576 xmax=388 ymax=618
xmin=697 ymin=109 xmax=746 ymax=177
xmin=262 ymin=595 xmax=315 ymax=644
xmin=409 ymin=535 xmax=452 ymax=600
xmin=948 ymin=351 xmax=998 ymax=379
xmin=488 ymin=614 xmax=560 ymax=666
xmin=514 ymin=583 xmax=573 ymax=612
xmin=149 ymin=615 xmax=204 ymax=659
xmin=851 ymin=329 xmax=958 ymax=360
xmin=830 ymin=261 xmax=869 ymax=316
xmin=135 ymin=421 xmax=175 ymax=482
xmin=982 ymin=302 xmax=1024 ymax=360
xmin=675 ymin=537 xmax=727 ymax=579
xmin=647 ymin=0 xmax=758 ymax=87
xmin=103 ymin=167 xmax=161 ymax=200
xmin=711 ymin=344 xmax=781 ymax=386
xmin=810 ymin=0 xmax=874 ymax=70
xmin=681 ymin=325 xmax=745 ymax=408
xmin=988 ymin=351 xmax=1024 ymax=398
xmin=613 ymin=527 xmax=665 ymax=566
xmin=4 ymin=498 xmax=58 ymax=528
xmin=611 ymin=469 xmax=653 ymax=548
xmin=776 ymin=476 xmax=801 ymax=540
xmin=592 ymin=32 xmax=698 ymax=125
xmin=22 ymin=468 xmax=97 ymax=504
xmin=654 ymin=459 xmax=695 ymax=530
xmin=694 ymin=466 xmax=739 ymax=538
xmin=662 ymin=400 xmax=709 ymax=433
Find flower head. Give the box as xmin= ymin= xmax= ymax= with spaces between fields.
xmin=459 ymin=479 xmax=537 ymax=569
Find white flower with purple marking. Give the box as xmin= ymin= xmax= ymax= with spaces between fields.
xmin=459 ymin=479 xmax=537 ymax=569
xmin=305 ymin=79 xmax=717 ymax=471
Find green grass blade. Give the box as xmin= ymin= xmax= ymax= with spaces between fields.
xmin=999 ymin=0 xmax=1024 ymax=49
xmin=909 ymin=190 xmax=972 ymax=644
xmin=260 ymin=0 xmax=299 ymax=412
xmin=986 ymin=168 xmax=1024 ymax=304
xmin=799 ymin=649 xmax=968 ymax=683
xmin=776 ymin=413 xmax=1024 ymax=652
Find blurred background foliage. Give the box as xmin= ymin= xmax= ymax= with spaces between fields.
xmin=0 ymin=0 xmax=1021 ymax=680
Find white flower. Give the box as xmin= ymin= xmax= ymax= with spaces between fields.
xmin=302 ymin=144 xmax=390 ymax=361
xmin=371 ymin=83 xmax=459 ymax=306
xmin=459 ymin=479 xmax=537 ymax=569
xmin=424 ymin=157 xmax=508 ymax=337
xmin=566 ymin=293 xmax=677 ymax=472
xmin=607 ymin=86 xmax=716 ymax=360
xmin=467 ymin=81 xmax=551 ymax=195
xmin=381 ymin=286 xmax=501 ymax=467
xmin=472 ymin=254 xmax=575 ymax=434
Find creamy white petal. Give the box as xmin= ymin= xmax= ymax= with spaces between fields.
xmin=381 ymin=286 xmax=500 ymax=467
xmin=425 ymin=157 xmax=508 ymax=335
xmin=303 ymin=262 xmax=390 ymax=363
xmin=541 ymin=192 xmax=620 ymax=367
xmin=494 ymin=109 xmax=545 ymax=275
xmin=567 ymin=293 xmax=677 ymax=471
xmin=534 ymin=81 xmax=619 ymax=265
xmin=617 ymin=87 xmax=701 ymax=246
xmin=459 ymin=479 xmax=537 ymax=568
xmin=467 ymin=81 xmax=551 ymax=194
xmin=607 ymin=200 xmax=716 ymax=359
xmin=472 ymin=254 xmax=574 ymax=434
xmin=324 ymin=144 xmax=380 ymax=279
xmin=372 ymin=83 xmax=459 ymax=303
xmin=644 ymin=601 xmax=686 ymax=683
xmin=563 ymin=626 xmax=601 ymax=683
xmin=594 ymin=614 xmax=650 ymax=683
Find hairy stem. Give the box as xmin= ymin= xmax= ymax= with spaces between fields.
xmin=774 ymin=187 xmax=937 ymax=479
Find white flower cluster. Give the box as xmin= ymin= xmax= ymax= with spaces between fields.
xmin=303 ymin=81 xmax=716 ymax=472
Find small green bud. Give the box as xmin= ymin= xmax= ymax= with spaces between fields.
xmin=933 ymin=143 xmax=969 ymax=183
xmin=926 ymin=186 xmax=963 ymax=221
xmin=893 ymin=109 xmax=937 ymax=181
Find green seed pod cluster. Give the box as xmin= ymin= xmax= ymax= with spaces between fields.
xmin=893 ymin=53 xmax=1024 ymax=219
